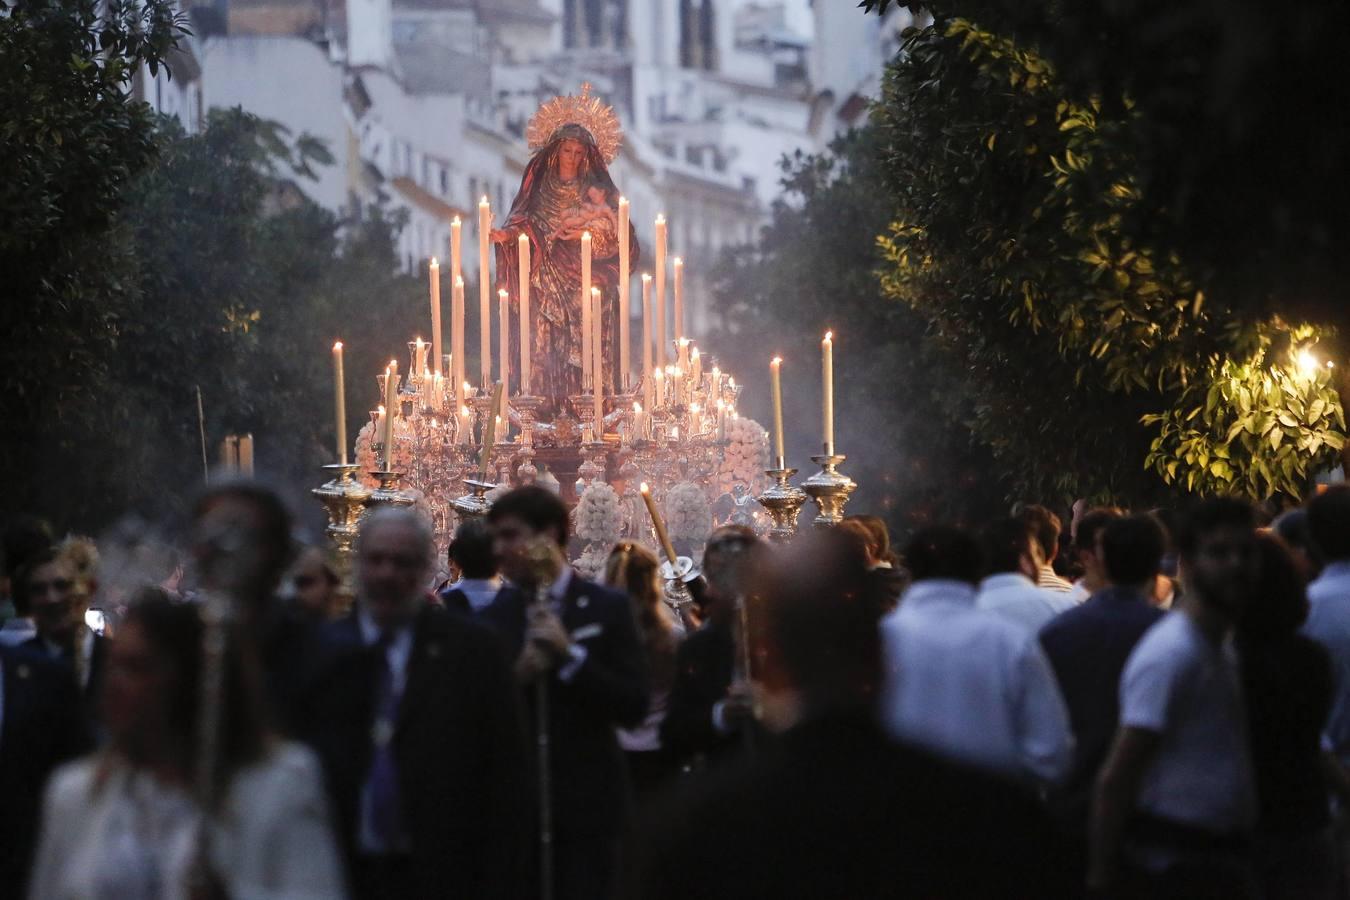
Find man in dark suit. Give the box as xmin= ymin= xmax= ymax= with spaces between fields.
xmin=0 ymin=643 xmax=91 ymax=894
xmin=637 ymin=529 xmax=1073 ymax=900
xmin=296 ymin=507 xmax=530 ymax=900
xmin=481 ymin=486 xmax=649 ymax=900
xmin=15 ymin=545 xmax=108 ymax=709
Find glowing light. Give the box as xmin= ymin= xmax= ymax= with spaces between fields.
xmin=1298 ymin=348 xmax=1319 ymax=375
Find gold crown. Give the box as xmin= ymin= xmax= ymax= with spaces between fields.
xmin=526 ymin=82 xmax=622 ymax=165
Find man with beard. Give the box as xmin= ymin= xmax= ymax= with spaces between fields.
xmin=1089 ymin=497 xmax=1260 ymax=898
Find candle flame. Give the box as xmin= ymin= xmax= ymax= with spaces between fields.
xmin=656 ymin=214 xmax=666 ymax=224
xmin=633 ymin=402 xmax=642 ymax=412
xmin=333 ymin=341 xmax=343 ymax=351
xmin=455 ymin=275 xmax=464 ymax=287
xmin=461 ymin=405 xmax=469 ymax=416
xmin=591 ymin=287 xmax=600 ymax=297
xmin=480 ymin=196 xmax=488 ymax=204
xmin=640 ymin=482 xmax=651 ymax=494
xmin=583 ymin=230 xmax=591 ymax=241
xmin=824 ymin=331 xmax=833 ymax=341
xmin=771 ymin=356 xmax=782 ymax=365
xmin=654 ymin=368 xmax=663 ymax=379
xmin=499 ymin=288 xmax=508 ymax=298
xmin=431 ymin=257 xmax=438 ymax=267
xmin=620 ymin=195 xmax=627 ymax=204
xmin=674 ymin=257 xmax=683 ymax=266
xmin=377 ymin=405 xmax=385 ymax=414
xmin=691 ymin=348 xmax=700 ymax=358
xmin=452 ymin=216 xmax=460 ymax=226
xmin=642 ymin=273 xmax=652 ymax=282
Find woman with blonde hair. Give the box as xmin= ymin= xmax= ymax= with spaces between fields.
xmin=606 ymin=542 xmax=684 ymax=801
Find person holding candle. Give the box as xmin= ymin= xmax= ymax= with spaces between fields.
xmin=488 ymin=86 xmax=640 ymax=418
xmin=480 ymin=486 xmax=649 ymax=900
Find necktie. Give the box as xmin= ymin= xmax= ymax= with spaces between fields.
xmin=367 ymin=630 xmax=405 ymax=849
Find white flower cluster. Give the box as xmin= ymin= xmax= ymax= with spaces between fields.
xmin=718 ymin=416 xmax=770 ymax=495
xmin=665 ymin=481 xmax=712 ymax=544
xmin=353 ymin=419 xmax=415 ymax=489
xmin=573 ymin=545 xmax=611 ymax=581
xmin=574 ymin=481 xmax=623 ymax=545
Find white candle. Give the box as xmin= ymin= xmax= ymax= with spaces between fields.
xmin=332 ymin=341 xmax=347 ymax=465
xmin=618 ymin=197 xmax=630 ymax=387
xmin=518 ymin=232 xmax=531 ymax=395
xmin=452 ymin=275 xmax=465 ymax=409
xmin=673 ymin=256 xmax=684 ymax=341
xmin=690 ymin=347 xmax=702 ymax=386
xmin=770 ymin=356 xmax=786 ymax=465
xmin=429 ymin=258 xmax=442 ymax=376
xmin=581 ymin=230 xmax=592 ymax=386
xmin=382 ymin=361 xmax=398 ymax=468
xmin=458 ymin=403 xmax=471 ymax=445
xmin=653 ymin=366 xmax=664 ymax=407
xmin=641 ymin=273 xmax=653 ymax=408
xmin=479 ymin=196 xmax=491 ymax=388
xmin=239 ymin=434 xmax=254 ymax=477
xmin=716 ymin=398 xmax=726 ymax=442
xmin=677 ymin=337 xmax=690 ymax=372
xmin=498 ymin=289 xmax=510 ymax=395
xmin=450 ymin=216 xmax=462 ymax=285
xmin=654 ymin=215 xmax=667 ymax=365
xmin=414 ymin=337 xmax=427 ymax=378
xmin=593 ymin=287 xmax=604 ymax=430
xmin=431 ymin=372 xmax=443 ymax=411
xmin=822 ymin=331 xmax=835 ymax=455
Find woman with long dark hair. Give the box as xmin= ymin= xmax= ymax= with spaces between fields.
xmin=28 ymin=588 xmax=345 ymax=899
xmin=606 ymin=542 xmax=683 ymax=801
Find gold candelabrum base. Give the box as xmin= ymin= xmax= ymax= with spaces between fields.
xmin=757 ymin=464 xmax=808 ymax=542
xmin=515 ymin=395 xmax=543 ymax=448
xmin=311 ymin=463 xmax=371 ymax=607
xmin=801 ymin=453 xmax=856 ymax=527
xmin=366 ymin=470 xmax=415 ymax=514
xmin=452 ymin=477 xmax=496 ymax=521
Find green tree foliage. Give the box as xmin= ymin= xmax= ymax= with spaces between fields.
xmin=706 ymin=128 xmax=1008 ymax=534
xmin=871 ymin=16 xmax=1344 ymax=500
xmin=2 ymin=95 xmax=424 ymax=529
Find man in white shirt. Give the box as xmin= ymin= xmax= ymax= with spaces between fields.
xmin=976 ymin=516 xmax=1076 ymax=633
xmin=1089 ymin=497 xmax=1259 ymax=896
xmin=880 ymin=525 xmax=1074 ymax=785
xmin=1305 ymin=485 xmax=1350 ymax=764
xmin=16 ymin=546 xmax=105 ymax=702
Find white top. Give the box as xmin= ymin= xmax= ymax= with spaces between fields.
xmin=451 ymin=576 xmax=502 ymax=613
xmin=880 ymin=579 xmax=1074 ymax=783
xmin=28 ymin=742 xmax=347 ymax=900
xmin=976 ymin=573 xmax=1077 ymax=634
xmin=1120 ymin=611 xmax=1256 ymax=832
xmin=1305 ymin=561 xmax=1350 ymax=760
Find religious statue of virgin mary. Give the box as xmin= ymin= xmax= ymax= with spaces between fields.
xmin=492 ymin=84 xmax=641 ymax=418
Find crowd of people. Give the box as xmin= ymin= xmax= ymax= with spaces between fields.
xmin=4 ymin=481 xmax=1350 ymax=899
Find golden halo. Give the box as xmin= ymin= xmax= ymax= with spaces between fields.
xmin=526 ymin=82 xmax=622 ymax=165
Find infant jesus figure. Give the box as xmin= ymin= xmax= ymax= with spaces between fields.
xmin=555 ymin=182 xmax=618 ymax=242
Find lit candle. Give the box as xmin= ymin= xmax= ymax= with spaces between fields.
xmin=822 ymin=331 xmax=835 ymax=456
xmin=332 ymin=341 xmax=348 ymax=465
xmin=414 ymin=337 xmax=428 ymax=378
xmin=429 ymin=257 xmax=442 ymax=376
xmin=770 ymin=356 xmax=786 ymax=466
xmin=632 ymin=401 xmax=644 ymax=440
xmin=668 ymin=365 xmax=682 ymax=407
xmin=452 ymin=275 xmax=465 ymax=409
xmin=654 ymin=215 xmax=667 ymax=365
xmin=450 ymin=216 xmax=462 ymax=285
xmin=581 ymin=230 xmax=592 ymax=386
xmin=618 ymin=197 xmax=631 ymax=387
xmin=716 ymin=398 xmax=727 ymax=442
xmin=458 ymin=403 xmax=471 ymax=445
xmin=641 ymin=274 xmax=654 ymax=408
xmin=673 ymin=256 xmax=684 ymax=341
xmin=239 ymin=434 xmax=254 ymax=478
xmin=479 ymin=196 xmax=491 ymax=388
xmin=677 ymin=337 xmax=690 ymax=372
xmin=593 ymin=287 xmax=604 ymax=431
xmin=382 ymin=361 xmax=398 ymax=469
xmin=498 ymin=289 xmax=510 ymax=395
xmin=640 ymin=482 xmax=678 ymax=565
xmin=518 ymin=232 xmax=531 ymax=394
xmin=431 ymin=372 xmax=444 ymax=411
xmin=690 ymin=347 xmax=702 ymax=385
xmin=653 ymin=366 xmax=665 ymax=407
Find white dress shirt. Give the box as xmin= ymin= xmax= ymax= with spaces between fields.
xmin=976 ymin=573 xmax=1077 ymax=634
xmin=1305 ymin=561 xmax=1350 ymax=761
xmin=450 ymin=576 xmax=503 ymax=612
xmin=881 ymin=579 xmax=1074 ymax=783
